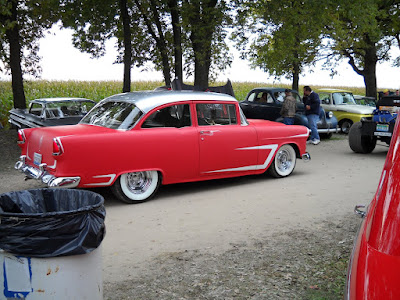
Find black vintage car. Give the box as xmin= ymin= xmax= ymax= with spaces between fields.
xmin=239 ymin=88 xmax=338 ymax=138
xmin=9 ymin=98 xmax=95 ymax=129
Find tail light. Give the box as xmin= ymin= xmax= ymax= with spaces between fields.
xmin=17 ymin=130 xmax=26 ymax=144
xmin=52 ymin=138 xmax=64 ymax=156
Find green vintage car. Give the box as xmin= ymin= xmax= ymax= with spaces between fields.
xmin=318 ymin=89 xmax=375 ymax=133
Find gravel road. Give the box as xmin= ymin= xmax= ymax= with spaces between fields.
xmin=0 ymin=129 xmax=388 ymax=299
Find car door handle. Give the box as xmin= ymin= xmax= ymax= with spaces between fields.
xmin=200 ymin=130 xmax=213 ymax=136
xmin=354 ymin=205 xmax=366 ymax=218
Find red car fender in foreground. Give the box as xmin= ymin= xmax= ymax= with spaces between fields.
xmin=346 ymin=116 xmax=400 ymax=299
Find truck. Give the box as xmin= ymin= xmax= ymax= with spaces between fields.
xmin=348 ymin=95 xmax=400 ymax=153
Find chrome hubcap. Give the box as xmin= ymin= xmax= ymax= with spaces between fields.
xmin=126 ymin=171 xmax=152 ymax=194
xmin=276 ymin=149 xmax=293 ymax=172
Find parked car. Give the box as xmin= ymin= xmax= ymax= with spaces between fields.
xmin=345 ymin=116 xmax=400 ymax=299
xmin=318 ymin=89 xmax=374 ymax=133
xmin=8 ymin=98 xmax=96 ymax=128
xmin=348 ymin=95 xmax=400 ymax=153
xmin=14 ymin=91 xmax=310 ymax=204
xmin=239 ymin=87 xmax=338 ymax=138
xmin=353 ymin=95 xmax=376 ymax=107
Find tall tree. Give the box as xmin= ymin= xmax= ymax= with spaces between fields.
xmin=324 ymin=0 xmax=399 ymax=98
xmin=60 ymin=0 xmax=151 ymax=92
xmin=0 ymin=0 xmax=57 ymax=108
xmin=232 ymin=0 xmax=325 ymax=91
xmin=182 ymin=0 xmax=232 ymax=89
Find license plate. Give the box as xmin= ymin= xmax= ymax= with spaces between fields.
xmin=33 ymin=153 xmax=42 ymax=166
xmin=376 ymin=124 xmax=389 ymax=132
xmin=374 ymin=132 xmax=392 ymax=137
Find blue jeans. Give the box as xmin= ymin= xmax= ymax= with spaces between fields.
xmin=306 ymin=114 xmax=320 ymax=140
xmin=283 ymin=117 xmax=294 ymax=125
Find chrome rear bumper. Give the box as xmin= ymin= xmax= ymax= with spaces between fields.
xmin=302 ymin=152 xmax=311 ymax=162
xmin=15 ymin=155 xmax=80 ymax=188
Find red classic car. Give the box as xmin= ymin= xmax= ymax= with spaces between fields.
xmin=346 ymin=116 xmax=400 ymax=298
xmin=15 ymin=91 xmax=310 ymax=204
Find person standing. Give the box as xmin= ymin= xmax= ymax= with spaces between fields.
xmin=280 ymin=89 xmax=296 ymax=125
xmin=303 ymin=86 xmax=321 ymax=145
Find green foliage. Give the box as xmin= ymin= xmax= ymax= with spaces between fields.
xmin=0 ymin=0 xmax=59 ymax=76
xmin=232 ymin=0 xmax=325 ymax=89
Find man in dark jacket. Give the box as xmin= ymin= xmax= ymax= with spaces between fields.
xmin=303 ymin=86 xmax=320 ymax=145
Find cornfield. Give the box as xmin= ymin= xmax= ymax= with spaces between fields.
xmin=0 ymin=80 xmax=367 ymax=128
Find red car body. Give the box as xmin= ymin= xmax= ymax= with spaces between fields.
xmin=15 ymin=91 xmax=310 ymax=203
xmin=346 ymin=116 xmax=400 ymax=299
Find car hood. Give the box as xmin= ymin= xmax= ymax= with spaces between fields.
xmin=335 ymin=105 xmax=374 ymax=114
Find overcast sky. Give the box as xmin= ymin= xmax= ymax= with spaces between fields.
xmin=1 ymin=25 xmax=399 ymax=90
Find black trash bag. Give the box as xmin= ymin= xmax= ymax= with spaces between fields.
xmin=0 ymin=189 xmax=106 ymax=258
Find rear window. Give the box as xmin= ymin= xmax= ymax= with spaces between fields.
xmin=80 ymin=101 xmax=143 ymax=130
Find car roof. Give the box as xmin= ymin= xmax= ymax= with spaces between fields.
xmin=101 ymin=90 xmax=238 ymax=114
xmin=249 ymin=87 xmax=298 ymax=93
xmin=31 ymin=98 xmax=95 ymax=104
xmin=318 ymin=88 xmax=352 ymax=93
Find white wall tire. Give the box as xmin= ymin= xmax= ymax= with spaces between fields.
xmin=268 ymin=144 xmax=296 ymax=178
xmin=112 ymin=171 xmax=161 ymax=204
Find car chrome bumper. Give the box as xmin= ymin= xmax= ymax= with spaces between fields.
xmin=15 ymin=155 xmax=80 ymax=188
xmin=317 ymin=127 xmax=338 ymax=133
xmin=302 ymin=152 xmax=311 ymax=162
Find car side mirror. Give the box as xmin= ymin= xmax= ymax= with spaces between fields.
xmin=354 ymin=205 xmax=366 ymax=218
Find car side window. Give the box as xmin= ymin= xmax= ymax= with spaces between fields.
xmin=332 ymin=93 xmax=343 ymax=105
xmin=292 ymin=93 xmax=302 ymax=103
xmin=319 ymin=93 xmax=330 ymax=104
xmin=29 ymin=103 xmax=43 ymax=117
xmin=275 ymin=92 xmax=285 ymax=103
xmin=142 ymin=104 xmax=191 ymax=128
xmin=196 ymin=103 xmax=237 ymax=126
xmin=247 ymin=92 xmax=257 ymax=102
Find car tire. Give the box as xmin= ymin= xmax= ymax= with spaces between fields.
xmin=348 ymin=122 xmax=377 ymax=153
xmin=340 ymin=119 xmax=353 ymax=134
xmin=111 ymin=171 xmax=161 ymax=204
xmin=268 ymin=144 xmax=296 ymax=178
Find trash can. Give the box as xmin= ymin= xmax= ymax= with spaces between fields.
xmin=0 ymin=189 xmax=106 ymax=299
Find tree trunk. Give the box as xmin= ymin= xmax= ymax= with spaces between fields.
xmin=292 ymin=62 xmax=300 ymax=91
xmin=135 ymin=0 xmax=171 ymax=86
xmin=119 ymin=0 xmax=132 ymax=92
xmin=7 ymin=0 xmax=26 ymax=109
xmin=167 ymin=0 xmax=182 ymax=82
xmin=345 ymin=36 xmax=378 ymax=99
xmin=188 ymin=0 xmax=217 ymax=90
xmin=362 ymin=46 xmax=378 ymax=99
xmin=192 ymin=36 xmax=211 ymax=90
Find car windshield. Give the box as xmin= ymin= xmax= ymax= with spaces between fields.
xmin=333 ymin=92 xmax=357 ymax=105
xmin=45 ymin=101 xmax=95 ymax=118
xmin=80 ymin=101 xmax=143 ymax=130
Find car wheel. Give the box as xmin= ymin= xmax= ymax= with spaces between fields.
xmin=340 ymin=120 xmax=353 ymax=134
xmin=111 ymin=171 xmax=161 ymax=204
xmin=268 ymin=144 xmax=296 ymax=178
xmin=348 ymin=122 xmax=377 ymax=153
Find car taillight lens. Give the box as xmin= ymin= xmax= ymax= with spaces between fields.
xmin=17 ymin=130 xmax=26 ymax=144
xmin=52 ymin=138 xmax=63 ymax=156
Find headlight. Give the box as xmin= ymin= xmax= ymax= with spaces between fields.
xmin=327 ymin=111 xmax=333 ymax=118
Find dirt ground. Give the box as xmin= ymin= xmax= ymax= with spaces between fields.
xmin=0 ymin=129 xmax=388 ymax=299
